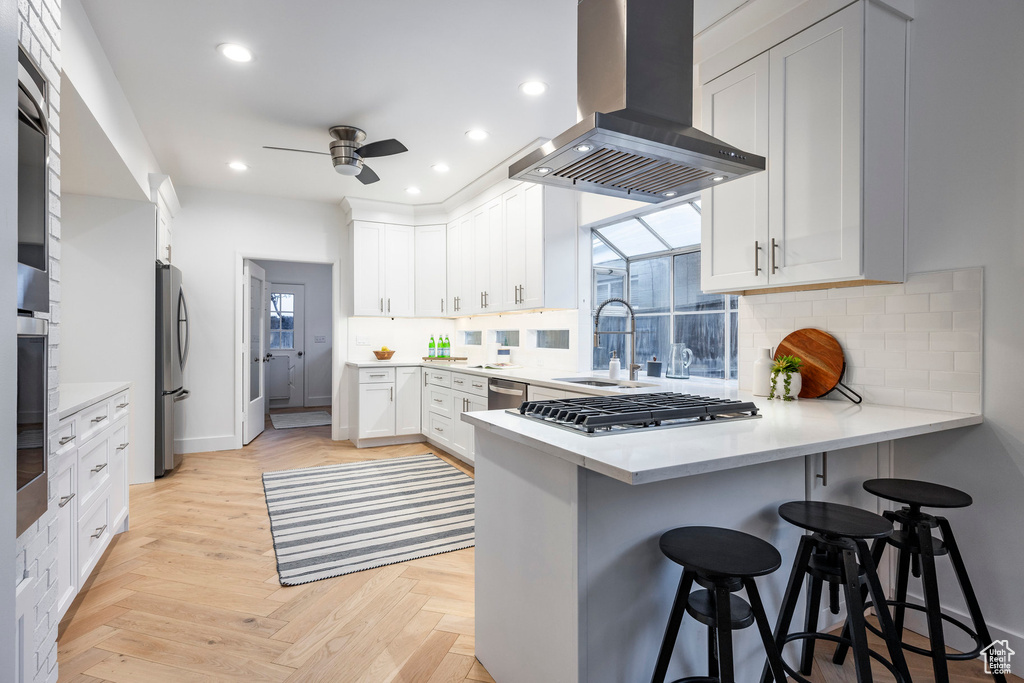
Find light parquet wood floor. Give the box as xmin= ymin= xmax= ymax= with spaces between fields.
xmin=57 ymin=418 xmax=1013 ymax=682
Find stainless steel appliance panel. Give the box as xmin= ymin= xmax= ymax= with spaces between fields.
xmin=17 ymin=50 xmax=49 ymax=314
xmin=156 ymin=264 xmax=189 ymax=477
xmin=16 ymin=316 xmax=47 ymax=536
xmin=488 ymin=378 xmax=528 ymax=411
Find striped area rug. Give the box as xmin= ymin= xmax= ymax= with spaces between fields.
xmin=262 ymin=454 xmax=475 ymax=585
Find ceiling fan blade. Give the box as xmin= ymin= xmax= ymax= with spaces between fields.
xmin=356 ymin=164 xmax=380 ymax=185
xmin=262 ymin=145 xmax=331 ymax=156
xmin=356 ymin=139 xmax=408 ymax=158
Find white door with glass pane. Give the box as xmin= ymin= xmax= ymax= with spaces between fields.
xmin=268 ymin=284 xmax=305 ymax=409
xmin=243 ymin=260 xmax=267 ymax=445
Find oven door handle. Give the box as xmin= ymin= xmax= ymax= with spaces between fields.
xmin=489 ymin=386 xmax=524 ymax=397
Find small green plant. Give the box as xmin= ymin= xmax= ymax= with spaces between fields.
xmin=768 ymin=355 xmax=803 ymax=401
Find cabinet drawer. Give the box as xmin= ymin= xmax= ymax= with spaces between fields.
xmin=49 ymin=418 xmax=77 ymax=458
xmin=451 ymin=372 xmax=488 ymax=398
xmin=77 ymin=400 xmax=112 ymax=445
xmin=359 ymin=367 xmax=396 ymax=384
xmin=110 ymin=390 xmax=131 ymax=423
xmin=427 ymin=413 xmax=453 ymax=447
xmin=109 ymin=425 xmax=130 ymax=525
xmin=426 ymin=369 xmax=451 ymax=388
xmin=78 ymin=495 xmax=111 ymax=585
xmin=78 ymin=436 xmax=111 ymax=513
xmin=427 ymin=387 xmax=452 ymax=418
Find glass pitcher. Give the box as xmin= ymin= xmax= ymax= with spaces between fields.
xmin=666 ymin=343 xmax=694 ymax=379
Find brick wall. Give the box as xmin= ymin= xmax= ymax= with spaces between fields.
xmin=737 ymin=268 xmax=984 ymax=412
xmin=14 ymin=0 xmax=62 ymax=680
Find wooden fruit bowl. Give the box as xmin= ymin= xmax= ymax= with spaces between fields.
xmin=373 ymin=350 xmax=395 ymax=361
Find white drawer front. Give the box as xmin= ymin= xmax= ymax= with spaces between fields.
xmin=109 ymin=425 xmax=130 ymax=525
xmin=77 ymin=400 xmax=112 ymax=445
xmin=78 ymin=495 xmax=111 ymax=585
xmin=359 ymin=367 xmax=396 ymax=384
xmin=452 ymin=372 xmax=488 ymax=398
xmin=110 ymin=390 xmax=131 ymax=424
xmin=78 ymin=436 xmax=111 ymax=513
xmin=428 ymin=413 xmax=453 ymax=447
xmin=426 ymin=369 xmax=452 ymax=388
xmin=427 ymin=387 xmax=452 ymax=418
xmin=49 ymin=417 xmax=76 ymax=458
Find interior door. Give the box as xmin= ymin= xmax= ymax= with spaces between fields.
xmin=268 ymin=283 xmax=305 ymax=408
xmin=242 ymin=260 xmax=267 ymax=445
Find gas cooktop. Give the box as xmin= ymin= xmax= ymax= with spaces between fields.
xmin=511 ymin=392 xmax=761 ymax=436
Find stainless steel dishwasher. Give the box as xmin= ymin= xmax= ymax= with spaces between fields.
xmin=488 ymin=378 xmax=528 ymax=411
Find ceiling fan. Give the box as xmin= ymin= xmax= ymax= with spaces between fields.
xmin=263 ymin=125 xmax=408 ymax=185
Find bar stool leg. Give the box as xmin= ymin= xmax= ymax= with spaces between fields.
xmin=916 ymin=520 xmax=951 ymax=683
xmin=714 ymin=584 xmax=736 ymax=683
xmin=938 ymin=517 xmax=1008 ymax=683
xmin=892 ymin=537 xmax=912 ymax=638
xmin=857 ymin=539 xmax=912 ymax=683
xmin=760 ymin=535 xmax=815 ymax=683
xmin=745 ymin=578 xmax=787 ymax=683
xmin=707 ymin=622 xmax=719 ymax=679
xmin=651 ymin=570 xmax=695 ymax=683
xmin=840 ymin=547 xmax=874 ymax=683
xmin=800 ymin=575 xmax=823 ymax=675
xmin=833 ymin=534 xmax=890 ymax=666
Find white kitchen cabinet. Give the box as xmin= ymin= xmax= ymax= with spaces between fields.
xmin=352 ymin=221 xmax=415 ymax=316
xmin=452 ymin=392 xmax=487 ymax=464
xmin=357 ymin=383 xmax=396 ymax=439
xmin=53 ymin=455 xmax=77 ymax=618
xmin=156 ymin=194 xmax=172 ymax=264
xmin=700 ymin=1 xmax=907 ymax=294
xmin=453 ymin=214 xmax=477 ymax=315
xmin=504 ymin=183 xmax=548 ymax=310
xmin=420 ymin=368 xmax=431 ymax=437
xmin=527 ymin=386 xmax=567 ymax=402
xmin=414 ymin=225 xmax=447 ymax=317
xmin=446 ymin=221 xmax=463 ymax=315
xmin=395 ymin=366 xmax=422 ymax=436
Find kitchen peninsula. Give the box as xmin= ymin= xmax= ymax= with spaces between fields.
xmin=464 ymin=392 xmax=982 ymax=682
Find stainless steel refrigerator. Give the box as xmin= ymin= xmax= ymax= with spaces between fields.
xmin=156 ymin=264 xmax=190 ymax=477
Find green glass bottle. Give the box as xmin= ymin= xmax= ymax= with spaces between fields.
xmin=444 ymin=335 xmax=451 ymax=358
xmin=428 ymin=335 xmax=436 ymax=358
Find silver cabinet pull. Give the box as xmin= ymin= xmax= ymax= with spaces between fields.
xmin=369 ymin=373 xmax=386 ymax=377
xmin=90 ymin=415 xmax=107 ymax=424
xmin=380 ymin=298 xmax=384 ymax=313
xmin=117 ymin=443 xmax=129 ymax=451
xmin=472 ymin=382 xmax=484 ymax=389
xmin=59 ymin=435 xmax=74 ymax=446
xmin=390 ymin=386 xmax=393 ymax=402
xmin=441 ymin=298 xmax=444 ymax=313
xmin=771 ymin=237 xmax=779 ymax=274
xmin=387 ymin=298 xmax=391 ymax=313
xmin=91 ymin=463 xmax=107 ymax=473
xmin=116 ymin=402 xmax=129 ymax=409
xmin=480 ymin=292 xmax=483 ymax=308
xmin=91 ymin=524 xmax=107 ymax=539
xmin=754 ymin=241 xmax=761 ymax=275
xmin=433 ymin=398 xmax=443 ymax=404
xmin=58 ymin=493 xmax=75 ymax=508
xmin=434 ymin=425 xmax=444 ymax=433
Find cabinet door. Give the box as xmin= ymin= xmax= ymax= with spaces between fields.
xmin=420 ymin=368 xmax=431 ymax=436
xmin=353 ymin=221 xmax=385 ymax=316
xmin=805 ymin=446 xmax=879 ymax=508
xmin=383 ymin=224 xmax=415 ymax=317
xmin=503 ymin=186 xmax=526 ymax=309
xmin=485 ymin=199 xmax=505 ymax=311
xmin=451 ymin=392 xmax=472 ymax=457
xmin=358 ymin=383 xmax=396 ymax=439
xmin=472 ymin=207 xmax=489 ymax=313
xmin=768 ymin=3 xmax=863 ymax=285
xmin=108 ymin=423 xmax=129 ymax=527
xmin=395 ymin=367 xmax=421 ymax=436
xmin=446 ymin=220 xmax=462 ymax=316
xmin=521 ymin=184 xmax=545 ymax=309
xmin=527 ymin=386 xmax=566 ymax=402
xmin=700 ymin=52 xmax=770 ymax=293
xmin=461 ymin=215 xmax=479 ymax=315
xmin=415 ymin=225 xmax=447 ymax=317
xmin=54 ymin=460 xmax=77 ymax=618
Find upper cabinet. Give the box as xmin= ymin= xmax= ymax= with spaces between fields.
xmin=414 ymin=224 xmax=447 ymax=317
xmin=701 ymin=2 xmax=907 ymax=294
xmin=353 ymin=221 xmax=415 ymax=317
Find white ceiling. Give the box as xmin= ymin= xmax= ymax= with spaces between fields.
xmin=79 ymin=1 xmax=747 ymax=206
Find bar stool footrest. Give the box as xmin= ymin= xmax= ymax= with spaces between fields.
xmin=862 ymin=599 xmax=984 ymax=660
xmin=779 ymin=631 xmax=908 ymax=683
xmin=669 ymin=677 xmax=719 ymax=683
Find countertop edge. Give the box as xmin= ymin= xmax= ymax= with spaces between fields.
xmin=58 ymin=381 xmax=132 ymax=420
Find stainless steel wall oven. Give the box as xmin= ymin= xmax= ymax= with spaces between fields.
xmin=17 ymin=46 xmax=49 ymax=314
xmin=16 ymin=317 xmax=48 ymax=536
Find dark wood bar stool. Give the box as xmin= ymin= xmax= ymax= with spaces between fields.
xmin=760 ymin=501 xmax=912 ymax=683
xmin=832 ymin=478 xmax=1007 ymax=683
xmin=651 ymin=526 xmax=788 ymax=683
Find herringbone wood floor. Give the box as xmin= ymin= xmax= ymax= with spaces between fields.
xmin=56 ymin=417 xmax=1013 ymax=682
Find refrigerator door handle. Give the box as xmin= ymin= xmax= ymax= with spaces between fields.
xmin=178 ymin=288 xmax=190 ymax=371
xmin=172 ymin=388 xmax=191 ymax=402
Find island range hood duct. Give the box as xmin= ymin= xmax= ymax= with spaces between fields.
xmin=510 ymin=0 xmax=765 ymax=203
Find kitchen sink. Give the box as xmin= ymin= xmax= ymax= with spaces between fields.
xmin=553 ymin=377 xmax=659 ymax=389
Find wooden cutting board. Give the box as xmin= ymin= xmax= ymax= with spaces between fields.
xmin=774 ymin=329 xmax=846 ymax=399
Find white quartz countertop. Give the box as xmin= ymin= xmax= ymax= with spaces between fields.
xmin=58 ymin=381 xmax=130 ymax=419
xmin=463 ymin=393 xmax=982 ymax=485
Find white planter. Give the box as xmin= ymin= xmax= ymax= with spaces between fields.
xmin=771 ymin=370 xmax=801 ymax=400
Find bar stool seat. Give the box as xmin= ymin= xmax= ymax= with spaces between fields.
xmin=863 ymin=477 xmax=973 ymax=509
xmin=651 ymin=526 xmax=787 ymax=683
xmin=778 ymin=500 xmax=893 ymax=539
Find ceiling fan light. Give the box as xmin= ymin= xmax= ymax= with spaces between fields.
xmin=333 ymin=161 xmax=361 ymax=176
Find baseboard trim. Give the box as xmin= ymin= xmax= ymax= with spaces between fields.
xmin=903 ymin=589 xmax=1023 ymax=655
xmin=175 ymin=434 xmax=238 ymax=454
xmin=350 ymin=434 xmax=426 ymax=449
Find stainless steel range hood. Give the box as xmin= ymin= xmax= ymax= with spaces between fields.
xmin=510 ymin=0 xmax=765 ymax=203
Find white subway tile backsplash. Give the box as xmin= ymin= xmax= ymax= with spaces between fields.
xmin=952 ymin=392 xmax=982 ymax=414
xmin=929 ymin=330 xmax=981 ymax=352
xmin=930 ymin=371 xmax=982 ymax=393
xmin=846 ymin=296 xmax=886 ymax=315
xmin=953 ymin=268 xmax=983 ymax=291
xmin=794 ymin=316 xmax=829 ymax=329
xmin=847 ymin=367 xmax=887 ymax=386
xmin=866 ymin=283 xmax=906 ymax=296
xmin=885 ymin=294 xmax=930 ymax=314
xmin=953 ymin=310 xmax=981 ymax=330
xmin=904 ymin=390 xmax=953 ymax=411
xmin=859 ymin=386 xmax=906 ymax=406
xmin=812 ymin=299 xmax=847 ymax=316
xmin=826 ymin=315 xmax=864 ymax=331
xmin=845 ymin=332 xmax=887 ymax=350
xmin=756 ymin=303 xmax=781 ymax=318
xmin=930 ymin=290 xmax=982 ymax=312
xmin=954 ymin=352 xmax=981 ymax=373
xmin=865 ymin=350 xmax=907 ymax=369
xmin=779 ymin=301 xmax=814 ymax=318
xmin=904 ymin=271 xmax=954 ymax=294
xmin=766 ymin=317 xmax=795 ymax=331
xmin=863 ymin=314 xmax=905 ymax=332
xmin=905 ymin=311 xmax=952 ymax=331
xmin=906 ymin=351 xmax=954 ymax=372
xmin=885 ymin=369 xmax=930 ymax=390
xmin=885 ymin=332 xmax=930 ymax=352
xmin=793 ymin=289 xmax=831 ymax=301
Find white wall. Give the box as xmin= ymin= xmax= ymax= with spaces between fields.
xmin=171 ymin=186 xmax=348 ymax=452
xmin=60 ymin=193 xmax=156 ymax=484
xmin=255 ymin=259 xmax=333 ymax=407
xmin=455 ymin=309 xmax=581 ymax=371
xmin=888 ymin=0 xmax=1024 ymax=646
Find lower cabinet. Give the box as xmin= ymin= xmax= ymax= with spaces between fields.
xmin=452 ymin=392 xmax=487 ymax=464
xmin=351 ymin=365 xmax=422 ymax=447
xmin=357 ymin=383 xmax=396 ymax=439
xmin=55 ymin=384 xmax=132 ymax=619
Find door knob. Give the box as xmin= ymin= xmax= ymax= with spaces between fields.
xmin=297 ymin=351 xmax=303 ymax=357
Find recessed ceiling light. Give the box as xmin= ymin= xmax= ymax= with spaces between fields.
xmin=536 ymin=167 xmax=553 ymax=175
xmin=466 ymin=129 xmax=489 ymax=141
xmin=713 ymin=176 xmax=725 ymax=182
xmin=432 ymin=163 xmax=450 ymax=173
xmin=519 ymin=81 xmax=548 ymax=96
xmin=574 ymin=144 xmax=593 ymax=153
xmin=217 ymin=43 xmax=252 ymax=63
xmin=228 ymin=161 xmax=249 ymax=171
xmin=406 ymin=187 xmax=421 ymax=195
xmin=663 ymin=191 xmax=677 ymax=197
